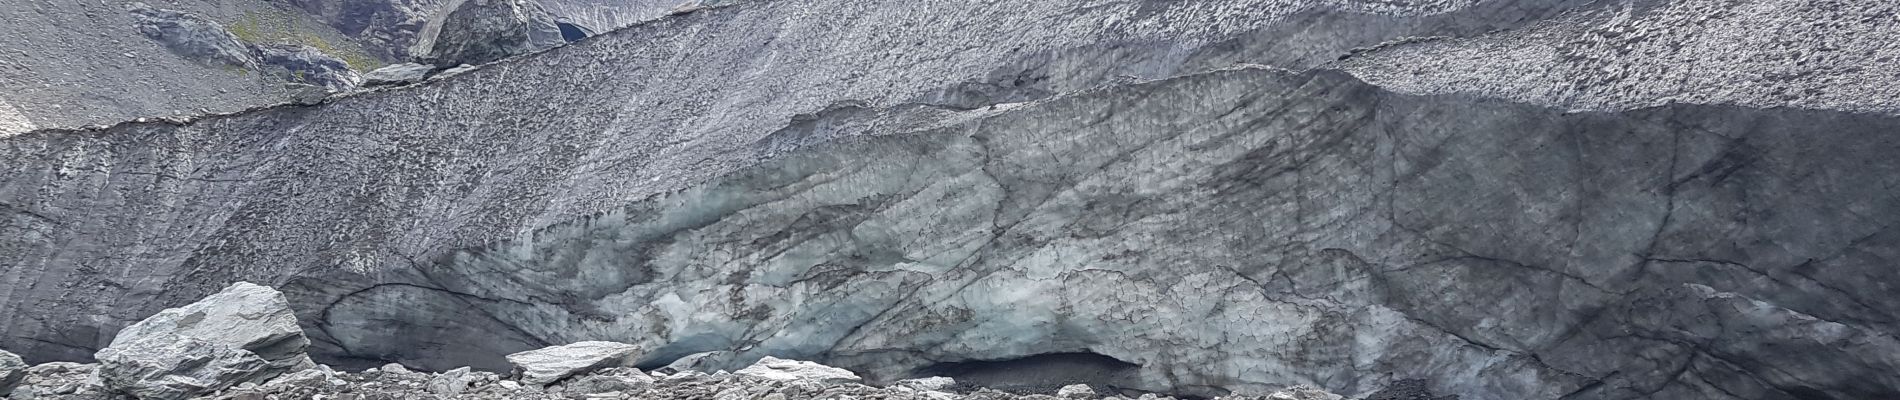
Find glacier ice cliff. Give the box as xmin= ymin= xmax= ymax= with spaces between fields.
xmin=3 ymin=0 xmax=1899 ymax=399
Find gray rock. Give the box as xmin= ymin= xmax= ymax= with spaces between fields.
xmin=895 ymin=376 xmax=955 ymax=392
xmin=734 ymin=357 xmax=859 ymax=383
xmin=252 ymin=44 xmax=364 ymax=92
xmin=521 ymin=0 xmax=571 ymax=50
xmin=286 ymin=0 xmax=662 ymax=61
xmin=269 ymin=365 xmax=339 ymax=386
xmin=1261 ymin=386 xmax=1342 ymax=400
xmin=363 ymin=62 xmax=436 ymax=86
xmin=554 ymin=367 xmax=654 ymax=394
xmin=378 ymin=363 xmax=413 ymax=375
xmin=126 ymin=2 xmax=257 ymax=69
xmin=8 ymin=362 xmax=112 ymax=400
xmin=412 ymin=0 xmax=536 ymax=67
xmin=427 ymin=366 xmax=474 ymax=395
xmin=432 ymin=63 xmax=480 ymax=79
xmin=1 ymin=349 xmax=24 ymax=396
xmin=283 ymin=0 xmax=437 ymax=61
xmin=658 ymin=351 xmax=734 ymax=374
xmin=95 ymin=282 xmax=312 ymax=400
xmin=505 ymin=341 xmax=643 ymax=386
xmin=1058 ymin=384 xmax=1096 ymax=399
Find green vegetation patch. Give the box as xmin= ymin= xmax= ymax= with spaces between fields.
xmin=226 ymin=8 xmax=388 ymax=70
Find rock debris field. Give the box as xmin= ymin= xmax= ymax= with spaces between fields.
xmin=0 ymin=283 xmax=1397 ymax=400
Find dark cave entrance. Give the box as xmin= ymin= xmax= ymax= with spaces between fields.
xmin=558 ymin=22 xmax=589 ymax=42
xmin=912 ymin=352 xmax=1150 ymax=396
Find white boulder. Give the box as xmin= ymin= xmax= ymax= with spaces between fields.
xmin=505 ymin=341 xmax=643 ymax=386
xmin=95 ymin=282 xmax=312 ymax=400
xmin=733 ymin=356 xmax=860 ymax=383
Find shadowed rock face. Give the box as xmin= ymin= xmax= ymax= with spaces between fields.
xmin=2 ymin=0 xmax=1898 ymax=399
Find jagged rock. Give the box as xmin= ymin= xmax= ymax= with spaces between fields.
xmin=252 ymin=44 xmax=364 ymax=92
xmin=0 ymin=98 xmax=31 ymax=137
xmin=658 ymin=351 xmax=734 ymax=374
xmin=1360 ymin=380 xmax=1455 ymax=400
xmin=1261 ymin=386 xmax=1342 ymax=400
xmin=378 ymin=363 xmax=413 ymax=375
xmin=505 ymin=341 xmax=643 ymax=386
xmin=283 ymin=0 xmax=437 ymax=60
xmin=6 ymin=362 xmax=113 ymax=400
xmin=554 ymin=367 xmax=655 ymax=394
xmin=286 ymin=0 xmax=652 ymax=61
xmin=734 ymin=357 xmax=860 ymax=383
xmin=412 ymin=0 xmax=536 ymax=67
xmin=520 ymin=0 xmax=570 ymax=50
xmin=427 ymin=366 xmax=475 ymax=395
xmin=126 ymin=2 xmax=257 ymax=69
xmin=663 ymin=370 xmax=708 ymax=382
xmin=95 ymin=282 xmax=312 ymax=400
xmin=363 ymin=62 xmax=435 ymax=86
xmin=1058 ymin=384 xmax=1096 ymax=399
xmin=432 ymin=63 xmax=480 ymax=79
xmin=896 ymin=376 xmax=956 ymax=392
xmin=0 ymin=349 xmax=23 ymax=395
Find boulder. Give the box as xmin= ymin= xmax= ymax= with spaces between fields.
xmin=432 ymin=64 xmax=481 ymax=79
xmin=504 ymin=341 xmax=643 ymax=386
xmin=252 ymin=44 xmax=364 ymax=91
xmin=377 ymin=363 xmax=412 ymax=375
xmin=521 ymin=0 xmax=570 ymax=50
xmin=283 ymin=0 xmax=435 ymax=60
xmin=553 ymin=367 xmax=655 ymax=394
xmin=95 ymin=282 xmax=312 ymax=400
xmin=1 ymin=349 xmax=24 ymax=395
xmin=9 ymin=362 xmax=111 ymax=399
xmin=894 ymin=376 xmax=956 ymax=392
xmin=657 ymin=351 xmax=734 ymax=374
xmin=426 ymin=366 xmax=475 ymax=396
xmin=411 ymin=0 xmax=535 ymax=67
xmin=1360 ymin=380 xmax=1456 ymax=400
xmin=1263 ymin=385 xmax=1343 ymax=400
xmin=248 ymin=365 xmax=347 ymax=398
xmin=362 ymin=63 xmax=434 ymax=86
xmin=733 ymin=357 xmax=859 ymax=383
xmin=1058 ymin=384 xmax=1096 ymax=399
xmin=126 ymin=3 xmax=257 ymax=69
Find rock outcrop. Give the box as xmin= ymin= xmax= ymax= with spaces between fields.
xmin=94 ymin=282 xmax=313 ymax=400
xmin=127 ymin=3 xmax=259 ymax=70
xmin=286 ymin=0 xmax=655 ymax=61
xmin=0 ymin=349 xmax=24 ymax=396
xmin=504 ymin=341 xmax=643 ymax=386
xmin=735 ymin=357 xmax=862 ymax=383
xmin=362 ymin=62 xmax=437 ymax=86
xmin=253 ymin=44 xmax=365 ymax=91
xmin=410 ymin=0 xmax=529 ymax=66
xmin=3 ymin=0 xmax=1899 ymax=399
xmin=127 ymin=3 xmax=365 ymax=93
xmin=407 ymin=0 xmax=598 ymax=67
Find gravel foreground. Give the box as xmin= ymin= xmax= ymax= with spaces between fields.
xmin=4 ymin=359 xmax=1383 ymax=400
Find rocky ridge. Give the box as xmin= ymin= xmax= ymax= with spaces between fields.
xmin=2 ymin=0 xmax=1898 ymax=399
xmin=0 ymin=0 xmax=671 ymax=136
